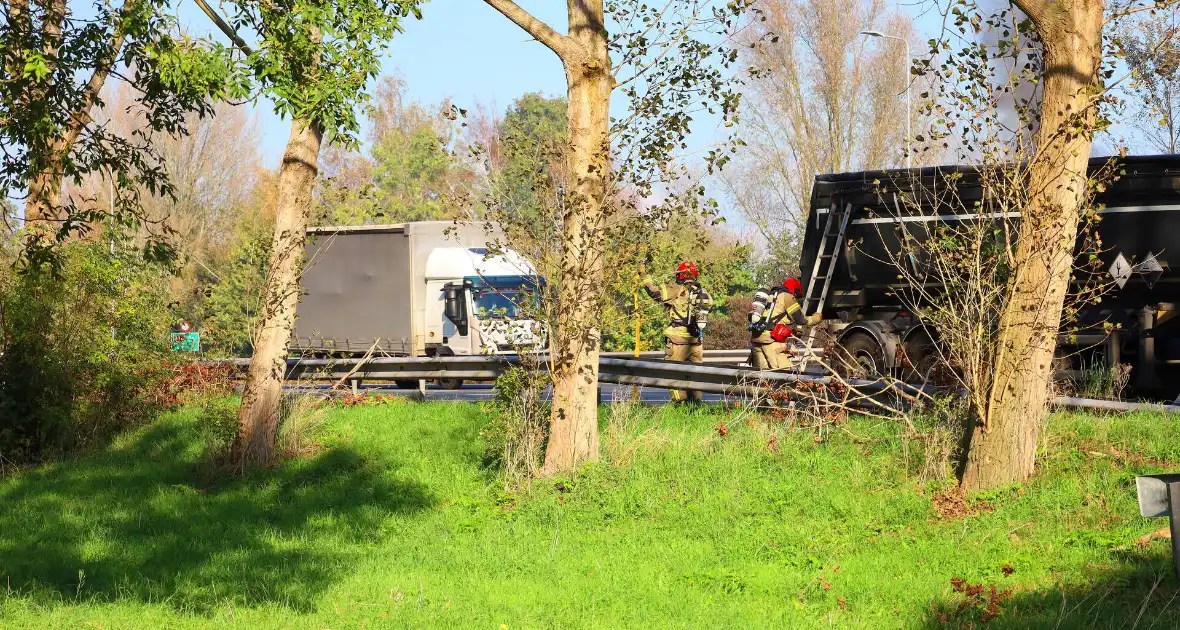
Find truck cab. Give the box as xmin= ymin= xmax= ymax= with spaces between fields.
xmin=424 ymin=246 xmax=545 ymax=356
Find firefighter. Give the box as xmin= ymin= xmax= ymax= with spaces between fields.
xmin=747 ymin=277 xmax=822 ymax=371
xmin=639 ymin=259 xmax=713 ymax=402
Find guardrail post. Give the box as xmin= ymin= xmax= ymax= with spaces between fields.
xmin=1135 ymin=474 xmax=1180 ymax=580
xmin=1170 ymin=482 xmax=1180 ymax=581
xmin=351 ymin=379 xmax=359 ymax=396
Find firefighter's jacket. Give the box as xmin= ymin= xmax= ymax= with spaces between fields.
xmin=748 ymin=288 xmax=818 ymax=344
xmin=642 ymin=277 xmax=713 ymax=340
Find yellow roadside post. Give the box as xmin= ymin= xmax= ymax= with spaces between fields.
xmin=632 ymin=247 xmax=644 ymax=402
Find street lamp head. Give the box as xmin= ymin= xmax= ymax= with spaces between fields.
xmin=858 ymin=30 xmax=884 ymax=37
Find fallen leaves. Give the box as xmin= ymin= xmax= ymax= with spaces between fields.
xmin=945 ymin=578 xmax=1013 ymax=623
xmin=930 ymin=487 xmax=994 ymax=521
xmin=766 ymin=434 xmax=780 ymax=453
xmin=1136 ymin=526 xmax=1171 ymax=548
xmin=333 ymin=392 xmax=405 ymax=407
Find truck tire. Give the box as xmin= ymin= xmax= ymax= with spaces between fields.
xmin=395 ymin=380 xmax=418 ymax=389
xmin=902 ymin=329 xmax=939 ymax=384
xmin=431 ymin=348 xmax=463 ymax=389
xmin=837 ymin=333 xmax=885 ymax=379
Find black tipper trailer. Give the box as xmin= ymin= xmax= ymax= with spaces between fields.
xmin=799 ymin=154 xmax=1180 ymax=398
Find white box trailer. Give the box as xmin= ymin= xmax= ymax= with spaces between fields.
xmin=294 ymin=221 xmax=543 ymax=359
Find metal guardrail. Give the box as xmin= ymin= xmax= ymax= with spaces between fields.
xmin=595 ymin=357 xmax=929 ymax=399
xmin=600 ymin=349 xmax=752 ymax=363
xmin=212 ymin=355 xmax=508 ymax=381
xmin=1052 ymin=397 xmax=1180 ymax=414
xmin=209 ymin=353 xmax=1180 ymax=415
xmin=210 ymin=352 xmax=925 ymax=402
xmin=211 ymin=349 xmax=752 ymax=379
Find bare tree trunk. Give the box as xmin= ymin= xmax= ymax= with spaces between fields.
xmin=962 ymin=2 xmax=1103 ymax=490
xmin=540 ymin=0 xmax=611 ymax=474
xmin=232 ymin=118 xmax=323 ymax=468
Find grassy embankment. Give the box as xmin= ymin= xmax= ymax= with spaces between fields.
xmin=1 ymin=399 xmax=1178 ymax=628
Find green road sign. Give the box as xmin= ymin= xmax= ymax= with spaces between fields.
xmin=170 ymin=332 xmax=200 ymax=352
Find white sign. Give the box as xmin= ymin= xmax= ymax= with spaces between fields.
xmin=1110 ymin=253 xmax=1132 ymax=289
xmin=1138 ymin=252 xmax=1164 ymax=273
xmin=1135 ymin=253 xmax=1165 ymax=289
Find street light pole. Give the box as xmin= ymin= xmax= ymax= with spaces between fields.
xmin=859 ymin=30 xmax=912 ymax=169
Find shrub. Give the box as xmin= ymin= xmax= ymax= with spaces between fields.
xmin=277 ymin=393 xmax=329 ymax=458
xmin=483 ymin=361 xmax=550 ymax=489
xmin=705 ymin=296 xmax=753 ymax=351
xmin=0 ymin=242 xmax=174 ymax=464
xmin=195 ymin=395 xmax=241 ymax=453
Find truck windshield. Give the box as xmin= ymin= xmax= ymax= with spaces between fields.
xmin=474 ymin=288 xmax=530 ymax=320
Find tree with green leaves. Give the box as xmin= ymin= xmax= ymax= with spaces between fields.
xmin=195 ymin=0 xmax=421 ymax=468
xmin=1 ymin=0 xmax=239 ymax=264
xmin=318 ymin=76 xmax=473 ymax=225
xmin=200 ymin=206 xmax=273 ymax=357
xmin=479 ymin=0 xmax=748 ymax=473
xmin=493 ymin=92 xmax=567 ymax=227
xmin=954 ymin=0 xmax=1180 ymax=490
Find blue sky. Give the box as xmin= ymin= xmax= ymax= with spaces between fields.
xmin=170 ymin=0 xmax=957 ymax=234
xmin=176 ymin=0 xmax=1127 ymax=191
xmin=179 ymin=0 xmax=573 ymax=167
xmin=182 ymin=0 xmax=943 ymax=165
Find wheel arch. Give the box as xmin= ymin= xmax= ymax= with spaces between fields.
xmin=900 ymin=322 xmax=940 ymax=347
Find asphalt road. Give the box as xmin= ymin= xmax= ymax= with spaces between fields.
xmin=284 ymin=382 xmax=729 ymax=404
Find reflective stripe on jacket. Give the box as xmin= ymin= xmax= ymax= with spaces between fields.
xmin=642 ymin=277 xmax=713 ymax=339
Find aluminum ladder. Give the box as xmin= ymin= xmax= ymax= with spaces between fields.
xmin=799 ymin=201 xmax=852 ymax=372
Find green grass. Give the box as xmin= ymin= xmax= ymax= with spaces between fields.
xmin=1 ymin=400 xmax=1179 ymax=629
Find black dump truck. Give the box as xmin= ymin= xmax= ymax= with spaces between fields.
xmin=799 ymin=154 xmax=1180 ymax=399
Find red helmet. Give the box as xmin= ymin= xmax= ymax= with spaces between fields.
xmin=676 ymin=261 xmax=699 ymax=282
xmin=782 ymin=277 xmax=804 ymax=298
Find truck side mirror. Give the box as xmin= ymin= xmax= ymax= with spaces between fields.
xmin=443 ymin=282 xmax=469 ymax=337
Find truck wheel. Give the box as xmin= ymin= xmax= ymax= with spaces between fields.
xmin=902 ymin=330 xmax=939 ymax=383
xmin=436 ymin=378 xmax=464 ymax=390
xmin=394 ymin=380 xmax=418 ymax=389
xmin=837 ymin=333 xmax=885 ymax=379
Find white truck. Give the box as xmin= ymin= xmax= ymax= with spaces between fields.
xmin=293 ymin=221 xmax=545 ymax=387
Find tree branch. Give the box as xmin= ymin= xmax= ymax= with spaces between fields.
xmin=59 ymin=1 xmax=130 ymax=151
xmin=1105 ymin=0 xmax=1180 ymax=26
xmin=1010 ymin=0 xmax=1051 ymax=26
xmin=482 ymin=0 xmax=581 ymax=62
xmin=193 ymin=0 xmax=255 ymax=55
